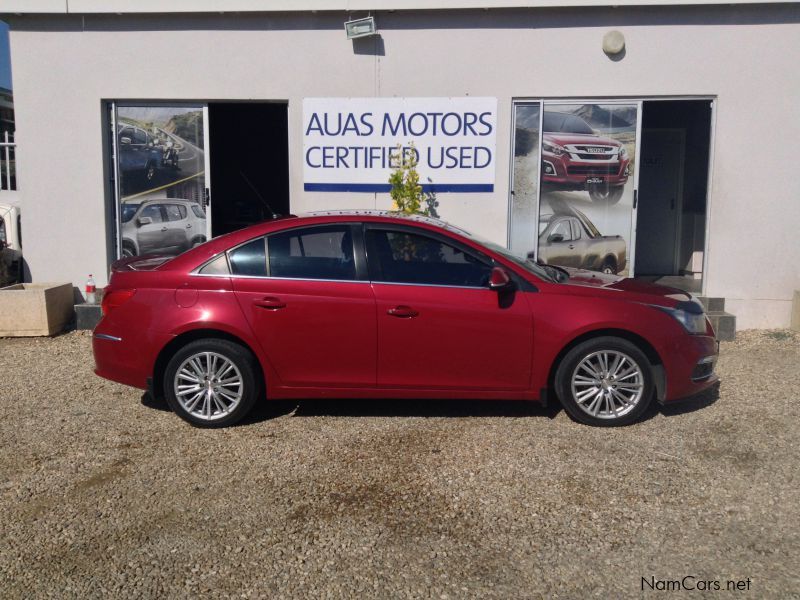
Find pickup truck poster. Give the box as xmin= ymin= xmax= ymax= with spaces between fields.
xmin=114 ymin=105 xmax=207 ymax=258
xmin=303 ymin=97 xmax=497 ymax=192
xmin=536 ymin=103 xmax=637 ymax=276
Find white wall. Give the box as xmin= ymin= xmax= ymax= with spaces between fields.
xmin=7 ymin=5 xmax=800 ymax=327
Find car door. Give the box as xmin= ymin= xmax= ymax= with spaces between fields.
xmin=567 ymin=217 xmax=592 ymax=268
xmin=366 ymin=225 xmax=533 ymax=391
xmin=136 ymin=204 xmax=168 ymax=254
xmin=541 ymin=218 xmax=580 ymax=268
xmin=164 ymin=203 xmax=190 ymax=250
xmin=230 ymin=224 xmax=377 ymax=387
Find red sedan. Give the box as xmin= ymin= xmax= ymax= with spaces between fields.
xmin=93 ymin=211 xmax=718 ymax=428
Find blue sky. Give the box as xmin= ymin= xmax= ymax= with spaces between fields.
xmin=0 ymin=21 xmax=11 ymax=89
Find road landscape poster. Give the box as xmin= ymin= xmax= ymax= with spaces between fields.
xmin=114 ymin=105 xmax=207 ymax=258
xmin=303 ymin=97 xmax=497 ymax=193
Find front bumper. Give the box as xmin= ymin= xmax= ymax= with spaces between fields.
xmin=661 ymin=334 xmax=719 ymax=402
xmin=542 ymin=151 xmax=630 ymax=187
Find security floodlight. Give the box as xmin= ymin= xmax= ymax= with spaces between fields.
xmin=345 ymin=17 xmax=377 ymax=40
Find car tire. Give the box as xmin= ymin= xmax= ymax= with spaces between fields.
xmin=121 ymin=241 xmax=137 ymax=258
xmin=163 ymin=338 xmax=261 ymax=428
xmin=589 ymin=185 xmax=624 ymax=205
xmin=600 ymin=258 xmax=617 ymax=275
xmin=555 ymin=336 xmax=654 ymax=427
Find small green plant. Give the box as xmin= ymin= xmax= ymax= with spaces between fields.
xmin=388 ymin=143 xmax=429 ymax=216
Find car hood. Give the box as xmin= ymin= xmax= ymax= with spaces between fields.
xmin=543 ymin=132 xmax=621 ymax=147
xmin=561 ymin=268 xmax=695 ymax=306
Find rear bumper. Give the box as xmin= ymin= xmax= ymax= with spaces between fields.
xmin=93 ymin=319 xmax=174 ymax=390
xmin=662 ymin=334 xmax=719 ymax=402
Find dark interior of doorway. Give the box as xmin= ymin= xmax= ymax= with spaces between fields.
xmin=635 ymin=100 xmax=711 ymax=288
xmin=208 ymin=102 xmax=290 ymax=237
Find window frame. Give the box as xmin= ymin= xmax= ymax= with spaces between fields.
xmin=191 ymin=223 xmax=368 ymax=282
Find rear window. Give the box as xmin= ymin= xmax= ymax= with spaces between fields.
xmin=267 ymin=225 xmax=356 ymax=281
xmin=229 ymin=238 xmax=267 ymax=277
xmin=199 ymin=254 xmax=230 ymax=276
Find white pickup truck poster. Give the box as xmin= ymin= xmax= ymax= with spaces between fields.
xmin=303 ymin=97 xmax=497 ymax=193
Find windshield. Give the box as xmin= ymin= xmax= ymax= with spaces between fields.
xmin=543 ymin=112 xmax=594 ymax=135
xmin=121 ymin=203 xmax=141 ymax=223
xmin=445 ymin=225 xmax=556 ymax=283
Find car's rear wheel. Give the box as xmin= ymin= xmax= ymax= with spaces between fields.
xmin=588 ymin=185 xmax=624 ymax=205
xmin=600 ymin=258 xmax=617 ymax=275
xmin=555 ymin=337 xmax=653 ymax=426
xmin=121 ymin=241 xmax=137 ymax=258
xmin=163 ymin=339 xmax=260 ymax=428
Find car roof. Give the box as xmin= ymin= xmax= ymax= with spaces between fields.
xmin=162 ymin=210 xmax=471 ymax=272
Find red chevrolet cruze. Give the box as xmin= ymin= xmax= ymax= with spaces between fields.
xmin=93 ymin=211 xmax=718 ymax=428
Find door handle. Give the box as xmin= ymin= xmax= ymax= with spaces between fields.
xmin=568 ymin=244 xmax=575 ymax=249
xmin=387 ymin=305 xmax=418 ymax=318
xmin=254 ymin=297 xmax=286 ymax=310
xmin=186 ymin=223 xmax=192 ymax=228
xmin=160 ymin=227 xmax=168 ymax=232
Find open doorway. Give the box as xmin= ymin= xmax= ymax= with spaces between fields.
xmin=208 ymin=102 xmax=289 ymax=237
xmin=635 ymin=100 xmax=712 ymax=292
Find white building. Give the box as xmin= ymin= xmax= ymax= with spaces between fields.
xmin=1 ymin=0 xmax=799 ymax=329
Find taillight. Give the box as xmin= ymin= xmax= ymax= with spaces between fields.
xmin=101 ymin=288 xmax=136 ymax=316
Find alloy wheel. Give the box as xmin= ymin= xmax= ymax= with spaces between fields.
xmin=570 ymin=350 xmax=644 ymax=420
xmin=173 ymin=351 xmax=244 ymax=421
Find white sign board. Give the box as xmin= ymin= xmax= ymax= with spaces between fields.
xmin=303 ymin=97 xmax=497 ymax=193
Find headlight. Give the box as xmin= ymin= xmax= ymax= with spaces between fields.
xmin=658 ymin=306 xmax=707 ymax=334
xmin=543 ymin=141 xmax=566 ymax=156
xmin=619 ymin=146 xmax=628 ymax=158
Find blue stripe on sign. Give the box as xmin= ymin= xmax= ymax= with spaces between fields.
xmin=304 ymin=183 xmax=494 ymax=193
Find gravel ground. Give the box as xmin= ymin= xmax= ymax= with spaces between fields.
xmin=0 ymin=330 xmax=798 ymax=599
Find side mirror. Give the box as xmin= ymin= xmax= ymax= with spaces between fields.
xmin=137 ymin=216 xmax=153 ymax=227
xmin=548 ymin=233 xmax=565 ymax=243
xmin=120 ymin=136 xmax=131 ymax=145
xmin=488 ymin=266 xmax=512 ymax=291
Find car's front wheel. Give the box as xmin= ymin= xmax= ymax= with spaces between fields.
xmin=589 ymin=185 xmax=624 ymax=205
xmin=164 ymin=338 xmax=261 ymax=428
xmin=555 ymin=337 xmax=654 ymax=426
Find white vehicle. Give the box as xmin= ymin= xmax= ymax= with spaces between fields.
xmin=120 ymin=198 xmax=206 ymax=257
xmin=0 ymin=202 xmax=22 ymax=285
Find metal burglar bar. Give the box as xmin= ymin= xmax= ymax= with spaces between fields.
xmin=0 ymin=130 xmax=16 ymax=190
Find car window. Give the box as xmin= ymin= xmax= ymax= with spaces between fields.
xmin=229 ymin=238 xmax=267 ymax=277
xmin=121 ymin=203 xmax=140 ymax=223
xmin=165 ymin=204 xmax=187 ymax=221
xmin=549 ymin=220 xmax=572 ymax=242
xmin=191 ymin=205 xmax=205 ymax=219
xmin=132 ymin=128 xmax=148 ymax=145
xmin=0 ymin=219 xmax=6 ymax=246
xmin=198 ymin=254 xmax=230 ymax=276
xmin=569 ymin=219 xmax=582 ymax=240
xmin=268 ymin=225 xmax=356 ymax=281
xmin=140 ymin=204 xmax=163 ymax=223
xmin=367 ymin=228 xmax=492 ymax=287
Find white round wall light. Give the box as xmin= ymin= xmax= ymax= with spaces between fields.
xmin=602 ymin=30 xmax=626 ymax=57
